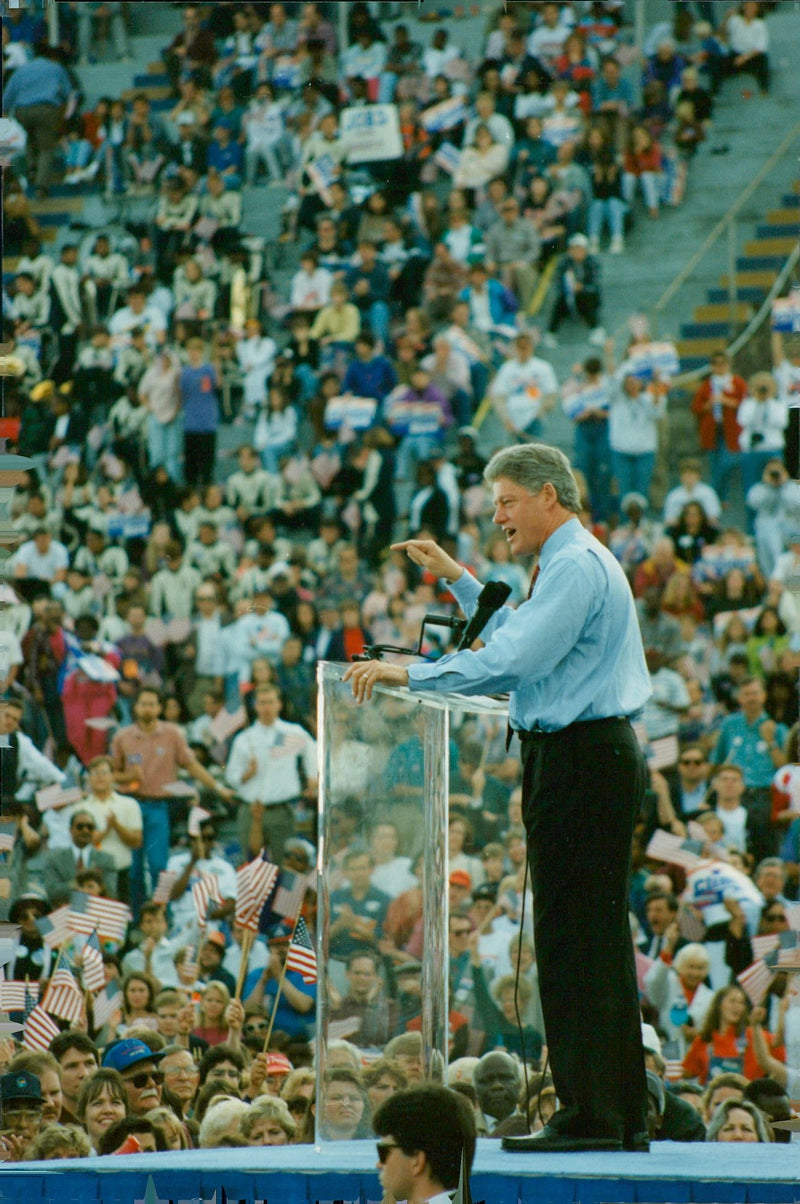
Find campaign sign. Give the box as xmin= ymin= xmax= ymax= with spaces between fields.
xmin=386 ymin=395 xmax=443 ymax=436
xmin=419 ymin=95 xmax=468 ymax=134
xmin=772 ymin=290 xmax=800 ymax=333
xmin=324 ymin=395 xmax=378 ymax=432
xmin=562 ymin=381 xmax=609 ymax=420
xmin=341 ymin=105 xmax=403 ymax=163
xmin=623 ymin=341 xmax=680 ymax=382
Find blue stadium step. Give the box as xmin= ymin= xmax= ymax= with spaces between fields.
xmin=735 ymin=254 xmax=787 ymax=270
xmin=134 ymin=72 xmax=170 ymax=88
xmin=781 ymin=194 xmax=800 ymax=207
xmin=678 ymin=356 xmax=708 ymax=373
xmin=708 ymin=286 xmax=768 ymax=304
xmin=756 ymin=223 xmax=800 ymax=238
xmin=151 ymin=99 xmax=172 ymax=112
xmin=679 ymin=321 xmax=733 ymax=339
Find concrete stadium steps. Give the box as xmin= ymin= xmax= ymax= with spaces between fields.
xmin=708 ymin=286 xmax=770 ymax=305
xmin=121 ymin=84 xmax=173 ymax=104
xmin=693 ymin=302 xmax=754 ymax=323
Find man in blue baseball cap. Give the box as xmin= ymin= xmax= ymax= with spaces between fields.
xmin=102 ymin=1039 xmax=165 ymax=1116
xmin=0 ymin=1068 xmax=42 ymax=1159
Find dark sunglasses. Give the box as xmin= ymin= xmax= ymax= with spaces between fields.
xmin=764 ymin=912 xmax=786 ymax=922
xmin=74 ymin=823 xmax=96 ymax=831
xmin=679 ymin=758 xmax=704 ymax=766
xmin=126 ymin=1069 xmax=164 ymax=1089
xmin=376 ymin=1141 xmax=406 ymax=1163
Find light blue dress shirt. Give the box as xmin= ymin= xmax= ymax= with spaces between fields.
xmin=407 ymin=518 xmax=651 ymax=732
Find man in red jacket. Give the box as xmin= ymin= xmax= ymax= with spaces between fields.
xmin=691 ymin=349 xmax=746 ymax=503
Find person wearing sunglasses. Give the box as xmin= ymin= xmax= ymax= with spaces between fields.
xmin=101 ymin=1039 xmax=166 ymax=1117
xmin=670 ymin=743 xmax=711 ymax=819
xmin=373 ymin=1084 xmax=475 ymax=1204
xmin=40 ymin=809 xmax=118 ymax=902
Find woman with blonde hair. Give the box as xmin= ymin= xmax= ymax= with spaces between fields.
xmin=145 ymin=1106 xmax=191 ymax=1150
xmin=192 ymin=980 xmax=232 ymax=1046
xmin=241 ymin=1094 xmax=296 ymax=1145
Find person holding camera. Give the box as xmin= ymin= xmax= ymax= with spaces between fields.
xmin=738 ymin=372 xmax=789 ymax=502
xmin=746 ymin=459 xmax=800 ymax=578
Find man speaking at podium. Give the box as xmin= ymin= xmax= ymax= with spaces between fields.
xmin=345 ymin=443 xmax=651 ymax=1154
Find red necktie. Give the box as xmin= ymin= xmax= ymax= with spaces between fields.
xmin=506 ymin=563 xmax=540 ymax=750
xmin=77 ymin=852 xmax=85 ymax=871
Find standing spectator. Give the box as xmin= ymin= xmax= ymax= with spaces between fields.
xmin=711 ymin=677 xmax=788 ymax=863
xmin=3 ymin=45 xmax=73 ymax=197
xmin=225 ymin=683 xmax=317 ymax=863
xmin=180 ymin=338 xmax=220 ymax=488
xmin=738 ymin=372 xmax=789 ymax=500
xmin=545 ymin=234 xmax=604 ymax=346
xmin=75 ymin=754 xmax=143 ymax=906
xmin=485 ymin=196 xmax=541 ymax=311
xmin=691 ymin=350 xmax=747 ymax=503
xmin=139 ymin=347 xmax=183 ymax=483
xmin=110 ymin=686 xmax=233 ymax=919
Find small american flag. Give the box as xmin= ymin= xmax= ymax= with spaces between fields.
xmin=68 ymin=890 xmax=97 ymax=937
xmin=236 ymin=851 xmax=279 ymax=932
xmin=777 ymin=931 xmax=800 ymax=968
xmin=192 ymin=872 xmax=223 ymax=927
xmin=36 ymin=905 xmax=72 ymax=949
xmin=663 ymin=1059 xmax=685 ymax=1083
xmin=91 ymin=978 xmax=121 ymax=1029
xmin=645 ymin=830 xmax=703 ymax=871
xmin=81 ymin=930 xmax=106 ymax=993
xmin=751 ymin=934 xmax=780 ymax=960
xmin=87 ymin=896 xmax=131 ymax=945
xmin=285 ymin=917 xmax=317 ymax=984
xmin=785 ymin=903 xmax=800 ymax=930
xmin=41 ymin=951 xmax=84 ymax=1024
xmin=23 ymin=1003 xmax=60 ymax=1051
xmin=737 ymin=959 xmax=774 ymax=1006
xmin=677 ymin=905 xmax=706 ymax=943
xmin=178 ymin=944 xmax=198 ymax=981
xmin=271 ymin=869 xmax=308 ymax=919
xmin=152 ymin=871 xmax=178 ymax=906
xmin=0 ymin=979 xmax=37 ymax=1011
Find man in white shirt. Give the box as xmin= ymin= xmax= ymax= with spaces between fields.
xmin=0 ymin=625 xmax=24 ymax=695
xmin=226 ymin=445 xmax=282 ymax=525
xmin=226 ymin=683 xmax=317 ymax=862
xmin=121 ymin=901 xmax=182 ymax=987
xmin=148 ymin=542 xmax=202 ymax=620
xmin=0 ymin=696 xmax=65 ymax=806
xmin=166 ymin=818 xmax=237 ymax=938
xmin=108 ymin=283 xmax=167 ymax=352
xmin=11 ymin=529 xmax=69 ymax=587
xmin=72 ymin=755 xmax=143 ymax=904
xmin=663 ymin=459 xmax=722 ymax=527
xmin=527 ymin=1 xmax=572 ymax=67
xmin=712 ymin=763 xmax=750 ymax=854
xmin=489 ymin=332 xmax=558 ymax=440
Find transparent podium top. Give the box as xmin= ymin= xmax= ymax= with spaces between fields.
xmin=318 ymin=660 xmax=511 ymax=716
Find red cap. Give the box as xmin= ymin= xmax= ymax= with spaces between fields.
xmin=449 ymin=870 xmax=472 ymax=888
xmin=266 ymin=1052 xmax=293 ymax=1076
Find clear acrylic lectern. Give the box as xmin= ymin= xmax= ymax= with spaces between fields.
xmin=314 ymin=660 xmax=508 ymax=1144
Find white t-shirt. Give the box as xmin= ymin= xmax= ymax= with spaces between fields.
xmin=70 ymin=791 xmax=143 ymax=870
xmin=716 ymin=804 xmax=748 ymax=853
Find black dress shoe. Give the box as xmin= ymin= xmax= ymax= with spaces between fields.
xmin=624 ymin=1132 xmax=651 ymax=1152
xmin=502 ymin=1126 xmax=623 ymax=1153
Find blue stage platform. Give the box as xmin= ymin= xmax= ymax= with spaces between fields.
xmin=1 ymin=1139 xmax=798 ymax=1203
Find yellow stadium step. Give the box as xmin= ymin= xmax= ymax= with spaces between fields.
xmin=743 ymin=237 xmax=798 ymax=257
xmin=676 ymin=336 xmax=736 ymax=358
xmin=720 ymin=270 xmax=776 ymax=289
xmin=765 ymin=209 xmax=800 ymax=226
xmin=29 ymin=195 xmax=86 ymax=216
xmin=122 ymin=84 xmax=172 ymax=103
xmin=3 ymin=258 xmax=21 ymax=274
xmin=693 ymin=302 xmax=754 ymax=324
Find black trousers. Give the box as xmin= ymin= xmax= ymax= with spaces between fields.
xmin=183 ymin=431 xmax=216 ymax=487
xmin=548 ymin=291 xmax=600 ymax=334
xmin=520 ymin=717 xmax=647 ymax=1142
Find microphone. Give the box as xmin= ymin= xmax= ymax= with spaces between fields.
xmin=455 ymin=581 xmax=512 ymax=651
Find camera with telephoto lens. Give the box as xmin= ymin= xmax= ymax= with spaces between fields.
xmin=768 ymin=467 xmax=783 ymax=483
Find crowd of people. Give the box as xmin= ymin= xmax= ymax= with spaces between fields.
xmin=0 ymin=0 xmax=798 ymax=1165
